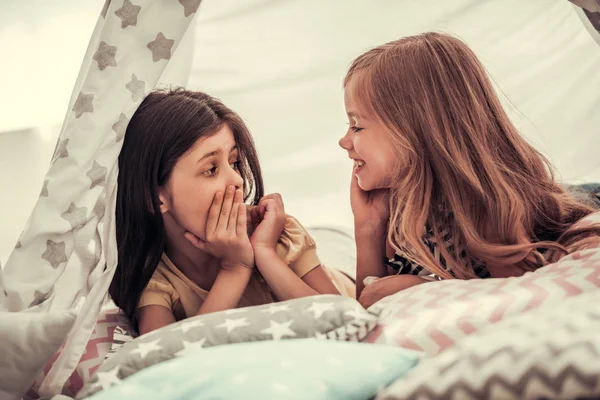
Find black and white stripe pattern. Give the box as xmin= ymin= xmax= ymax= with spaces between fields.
xmin=385 ymin=225 xmax=491 ymax=280
xmin=104 ymin=326 xmax=135 ymax=362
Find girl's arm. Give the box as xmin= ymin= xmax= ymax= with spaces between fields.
xmin=196 ymin=264 xmax=252 ymax=315
xmin=137 ymin=305 xmax=176 ymax=335
xmin=355 ymin=224 xmax=388 ymax=299
xmin=358 ymin=274 xmax=428 ymax=309
xmin=250 ymin=194 xmax=340 ymax=301
xmin=254 ymin=249 xmax=339 ymax=301
xmin=137 ymin=265 xmax=252 ymax=335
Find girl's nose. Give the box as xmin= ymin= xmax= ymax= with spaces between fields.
xmin=339 ymin=131 xmax=352 ymax=150
xmin=230 ymin=168 xmax=244 ymax=190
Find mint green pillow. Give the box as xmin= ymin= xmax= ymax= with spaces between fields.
xmin=87 ymin=339 xmax=420 ymax=400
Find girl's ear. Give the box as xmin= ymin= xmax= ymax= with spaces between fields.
xmin=157 ymin=189 xmax=170 ymax=214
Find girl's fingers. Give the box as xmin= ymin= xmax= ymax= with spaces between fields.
xmin=228 ymin=189 xmax=244 ymax=231
xmin=257 ymin=198 xmax=271 ymax=219
xmin=217 ymin=186 xmax=235 ymax=232
xmin=206 ymin=191 xmax=223 ymax=236
xmin=350 ymin=172 xmax=363 ymax=195
xmin=183 ymin=231 xmax=207 ymax=251
xmin=237 ymin=198 xmax=247 ymax=237
xmin=229 ymin=203 xmax=240 ymax=232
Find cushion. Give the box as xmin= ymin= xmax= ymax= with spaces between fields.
xmin=83 ymin=339 xmax=420 ymax=400
xmin=377 ymin=290 xmax=600 ymax=400
xmin=363 ymin=239 xmax=600 ymax=356
xmin=306 ymin=226 xmax=356 ymax=280
xmin=25 ymin=308 xmax=133 ymax=398
xmin=0 ymin=310 xmax=75 ymax=400
xmin=77 ymin=294 xmax=380 ymax=398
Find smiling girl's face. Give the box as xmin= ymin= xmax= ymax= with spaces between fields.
xmin=338 ymin=75 xmax=397 ymax=191
xmin=158 ymin=123 xmax=244 ymax=240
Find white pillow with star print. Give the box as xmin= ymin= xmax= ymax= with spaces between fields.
xmin=77 ymin=295 xmax=380 ymax=399
xmin=0 ymin=310 xmax=75 ymax=400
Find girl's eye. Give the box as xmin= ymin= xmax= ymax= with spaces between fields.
xmin=203 ymin=166 xmax=218 ymax=176
xmin=350 ymin=126 xmax=363 ymax=133
xmin=231 ymin=161 xmax=241 ymax=170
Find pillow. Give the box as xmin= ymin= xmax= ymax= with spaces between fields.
xmin=363 ymin=243 xmax=600 ymax=356
xmin=0 ymin=310 xmax=75 ymax=400
xmin=306 ymin=226 xmax=356 ymax=280
xmin=377 ymin=290 xmax=600 ymax=400
xmin=84 ymin=339 xmax=420 ymax=400
xmin=25 ymin=308 xmax=134 ymax=398
xmin=77 ymin=295 xmax=380 ymax=399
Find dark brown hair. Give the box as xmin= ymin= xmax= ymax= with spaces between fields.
xmin=109 ymin=88 xmax=264 ymax=326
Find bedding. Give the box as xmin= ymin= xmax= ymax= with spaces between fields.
xmin=0 ymin=310 xmax=75 ymax=400
xmin=377 ymin=290 xmax=600 ymax=400
xmin=363 ymin=213 xmax=600 ymax=356
xmin=82 ymin=339 xmax=420 ymax=400
xmin=77 ymin=294 xmax=380 ymax=398
xmin=25 ymin=308 xmax=133 ymax=399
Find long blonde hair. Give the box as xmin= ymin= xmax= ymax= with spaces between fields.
xmin=345 ymin=32 xmax=600 ymax=279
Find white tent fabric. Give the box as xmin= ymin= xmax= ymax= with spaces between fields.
xmin=185 ymin=0 xmax=600 ymax=233
xmin=1 ymin=0 xmax=198 ymax=395
xmin=0 ymin=0 xmax=598 ymax=397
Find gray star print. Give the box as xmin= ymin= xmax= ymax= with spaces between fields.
xmin=178 ymin=0 xmax=202 ymax=17
xmin=115 ymin=0 xmax=141 ymax=29
xmin=54 ymin=138 xmax=69 ymax=160
xmin=61 ymin=202 xmax=88 ymax=229
xmin=92 ymin=198 xmax=106 ymax=219
xmin=87 ymin=161 xmax=108 ymax=189
xmin=72 ymin=92 xmax=94 ymax=118
xmin=112 ymin=113 xmax=129 ymax=142
xmin=147 ymin=32 xmax=174 ymax=62
xmin=125 ymin=74 xmax=146 ymax=102
xmin=93 ymin=41 xmax=118 ymax=71
xmin=41 ymin=240 xmax=68 ymax=268
xmin=30 ymin=290 xmax=50 ymax=307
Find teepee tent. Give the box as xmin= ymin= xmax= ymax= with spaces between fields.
xmin=0 ymin=0 xmax=598 ymax=397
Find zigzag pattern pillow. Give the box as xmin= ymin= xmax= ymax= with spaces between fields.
xmin=25 ymin=309 xmax=133 ymax=398
xmin=377 ymin=290 xmax=600 ymax=400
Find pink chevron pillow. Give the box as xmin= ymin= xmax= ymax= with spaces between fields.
xmin=24 ymin=308 xmax=134 ymax=398
xmin=363 ymin=213 xmax=600 ymax=356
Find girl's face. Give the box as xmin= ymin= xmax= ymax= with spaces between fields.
xmin=339 ymin=77 xmax=397 ymax=191
xmin=158 ymin=124 xmax=244 ymax=241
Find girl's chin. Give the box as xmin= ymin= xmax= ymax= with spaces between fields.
xmin=357 ymin=177 xmax=391 ymax=192
xmin=356 ymin=177 xmax=373 ymax=192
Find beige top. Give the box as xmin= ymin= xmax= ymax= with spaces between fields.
xmin=138 ymin=214 xmax=337 ymax=320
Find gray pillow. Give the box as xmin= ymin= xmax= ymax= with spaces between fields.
xmin=377 ymin=290 xmax=600 ymax=400
xmin=78 ymin=294 xmax=380 ymax=399
xmin=0 ymin=310 xmax=75 ymax=400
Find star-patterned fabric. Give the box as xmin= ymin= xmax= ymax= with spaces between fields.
xmin=77 ymin=295 xmax=381 ymax=399
xmin=0 ymin=0 xmax=200 ymax=397
xmin=77 ymin=339 xmax=419 ymax=400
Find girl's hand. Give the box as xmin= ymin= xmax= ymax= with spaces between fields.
xmin=350 ymin=173 xmax=389 ymax=234
xmin=250 ymin=193 xmax=286 ymax=253
xmin=358 ymin=275 xmax=428 ymax=308
xmin=184 ymin=186 xmax=254 ymax=270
